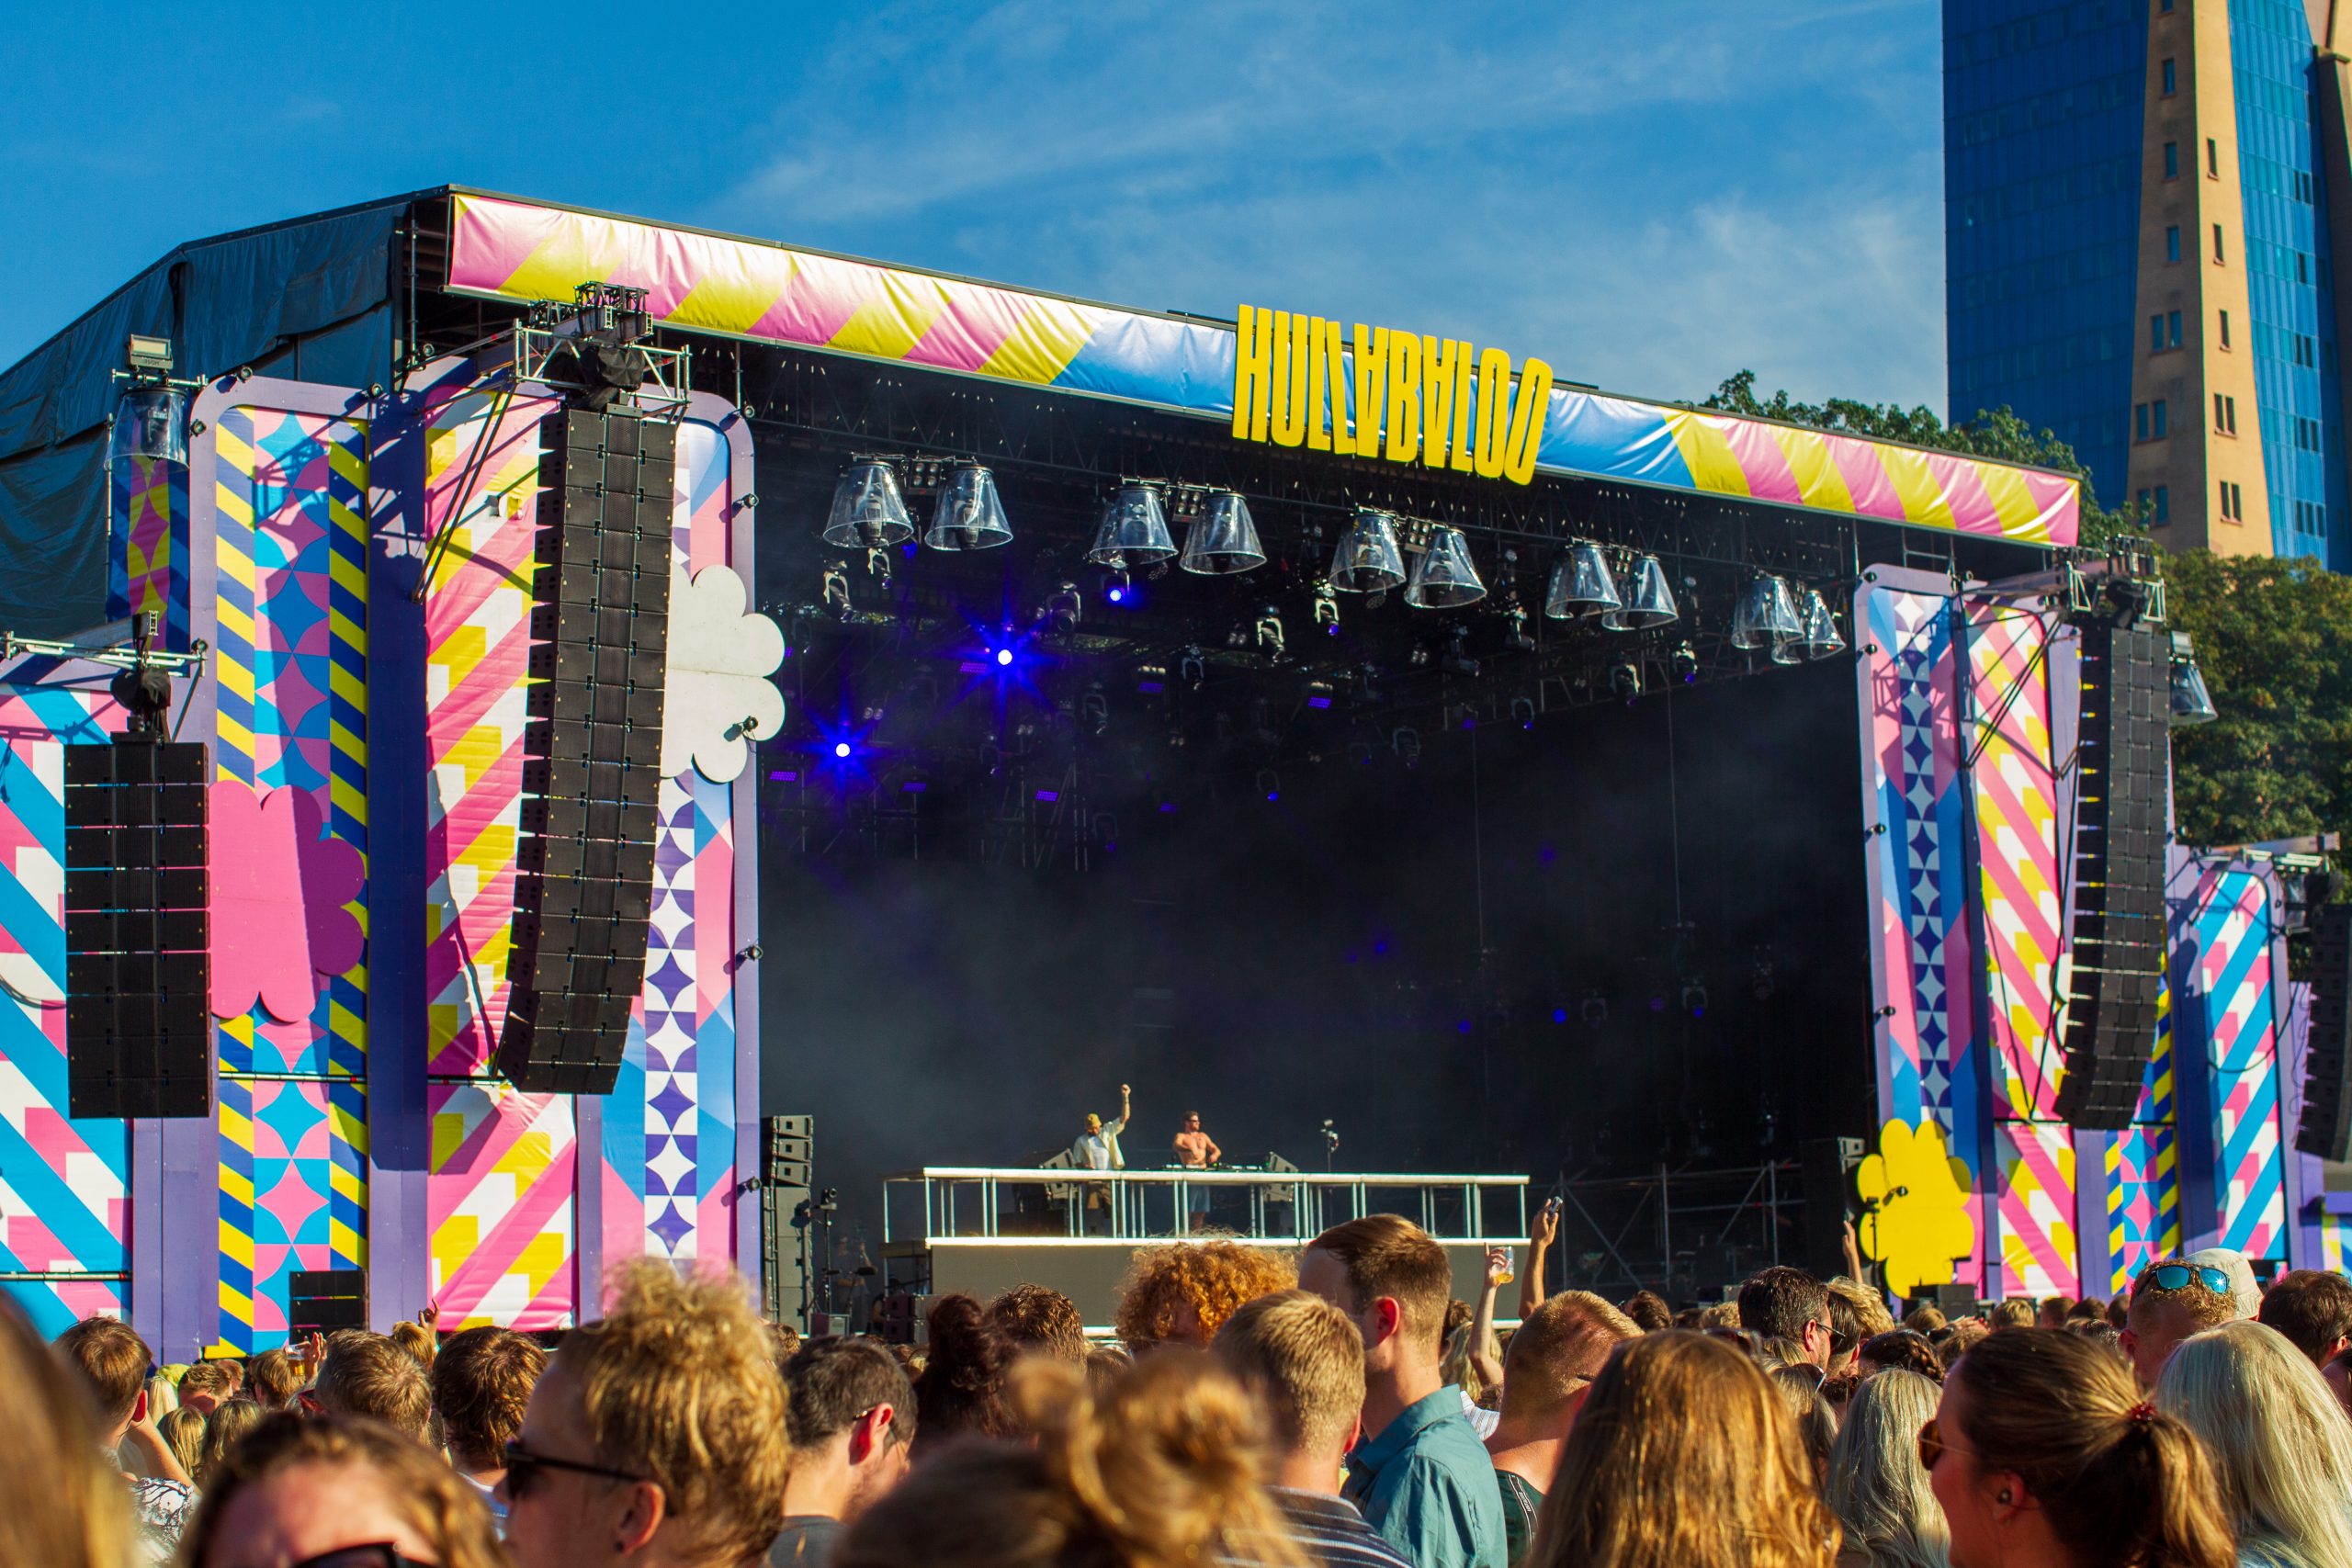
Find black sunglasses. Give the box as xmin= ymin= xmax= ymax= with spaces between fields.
xmin=289 ymin=1548 xmax=435 ymax=1568
xmin=502 ymin=1440 xmax=650 ymax=1500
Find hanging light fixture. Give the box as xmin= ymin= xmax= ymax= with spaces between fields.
xmin=107 ymin=386 xmax=188 ymax=467
xmin=922 ymin=464 xmax=1012 ymax=550
xmin=1544 ymin=541 xmax=1620 ymax=619
xmin=1785 ymin=587 xmax=1847 ymax=660
xmin=1405 ymin=525 xmax=1486 ymax=609
xmin=821 ymin=461 xmax=914 ymax=549
xmin=1179 ymin=491 xmax=1266 ymax=574
xmin=2169 ymin=631 xmax=2217 ymax=725
xmin=1087 ymin=483 xmax=1175 ymax=568
xmin=1729 ymin=574 xmax=1802 ymax=649
xmin=1601 ymin=554 xmax=1679 ymax=630
xmin=1329 ymin=508 xmax=1407 ymax=592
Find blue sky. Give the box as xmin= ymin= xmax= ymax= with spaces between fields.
xmin=1 ymin=1 xmax=1943 ymax=410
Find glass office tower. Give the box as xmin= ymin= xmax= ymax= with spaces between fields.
xmin=1944 ymin=0 xmax=2350 ymax=568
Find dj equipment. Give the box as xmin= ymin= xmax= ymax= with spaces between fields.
xmin=494 ymin=408 xmax=673 ymax=1094
xmin=2296 ymin=904 xmax=2352 ymax=1160
xmin=2054 ymin=621 xmax=2169 ymax=1130
xmin=62 ymin=735 xmax=211 ymax=1118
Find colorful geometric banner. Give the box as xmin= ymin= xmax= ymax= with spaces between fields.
xmin=2186 ymin=867 xmax=2288 ymax=1263
xmin=446 ymin=192 xmax=2077 ymax=546
xmin=107 ymin=455 xmax=187 ymax=645
xmin=209 ymin=407 xmax=370 ymax=1351
xmin=428 ymin=1083 xmax=576 ymax=1329
xmin=0 ymin=674 xmax=127 ymax=1337
xmin=1860 ymin=582 xmax=1985 ymax=1289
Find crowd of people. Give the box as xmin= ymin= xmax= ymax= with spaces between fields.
xmin=14 ymin=1217 xmax=2352 ymax=1568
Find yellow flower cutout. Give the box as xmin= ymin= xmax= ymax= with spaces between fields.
xmin=1856 ymin=1118 xmax=1976 ymax=1297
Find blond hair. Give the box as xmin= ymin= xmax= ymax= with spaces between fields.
xmin=158 ymin=1405 xmax=207 ymax=1479
xmin=180 ymin=1411 xmax=505 ymax=1568
xmin=52 ymin=1315 xmax=151 ymax=1427
xmin=246 ymin=1347 xmax=301 ymax=1409
xmin=0 ymin=1295 xmax=135 ymax=1568
xmin=178 ymin=1360 xmax=238 ymax=1405
xmin=2156 ymin=1320 xmax=2352 ymax=1568
xmin=1213 ymin=1289 xmax=1365 ymax=1459
xmin=1501 ymin=1292 xmax=1639 ymax=1420
xmin=560 ymin=1260 xmax=791 ymax=1567
xmin=1305 ymin=1215 xmax=1453 ymax=1354
xmin=389 ymin=1319 xmax=435 ymax=1371
xmin=1526 ymin=1330 xmax=1837 ymax=1568
xmin=837 ymin=1352 xmax=1304 ymax=1568
xmin=198 ymin=1397 xmax=267 ymax=1487
xmin=1825 ymin=1368 xmax=1945 ymax=1568
xmin=1952 ymin=1328 xmax=2233 ymax=1568
xmin=314 ymin=1334 xmax=431 ymax=1441
xmin=1114 ymin=1241 xmax=1295 ymax=1349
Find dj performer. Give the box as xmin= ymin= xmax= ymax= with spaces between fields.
xmin=1172 ymin=1110 xmax=1223 ymax=1232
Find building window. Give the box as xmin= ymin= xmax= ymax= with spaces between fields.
xmin=2214 ymin=394 xmax=2235 ymax=434
xmin=2151 ymin=315 xmax=2164 ymax=352
xmin=2138 ymin=488 xmax=2153 ymax=515
xmin=2219 ymin=480 xmax=2243 ymax=521
xmin=2163 ymin=58 xmax=2177 ymax=95
xmin=2213 ymin=224 xmax=2226 ymax=264
xmin=2164 ymin=141 xmax=2179 ymax=179
xmin=2298 ymin=252 xmax=2311 ymax=285
xmin=2207 ymin=139 xmax=2219 ymax=178
xmin=2219 ymin=309 xmax=2231 ymax=348
xmin=2154 ymin=400 xmax=2168 ymax=437
xmin=2155 ymin=485 xmax=2170 ymax=523
xmin=2160 ymin=0 xmax=2174 ymax=11
xmin=2168 ymin=310 xmax=2182 ymax=347
xmin=2167 ymin=226 xmax=2182 ymax=264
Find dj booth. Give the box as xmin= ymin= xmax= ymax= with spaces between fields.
xmin=877 ymin=1167 xmax=1531 ymax=1335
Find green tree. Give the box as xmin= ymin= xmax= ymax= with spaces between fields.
xmin=1700 ymin=371 xmax=2142 ymax=546
xmin=2164 ymin=551 xmax=2352 ymax=849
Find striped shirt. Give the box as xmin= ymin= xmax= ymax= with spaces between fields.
xmin=1255 ymin=1488 xmax=1415 ymax=1568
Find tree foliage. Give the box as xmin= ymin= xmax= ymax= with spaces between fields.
xmin=2164 ymin=551 xmax=2352 ymax=849
xmin=1700 ymin=371 xmax=2141 ymax=546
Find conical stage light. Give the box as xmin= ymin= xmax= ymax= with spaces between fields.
xmin=1180 ymin=491 xmax=1265 ymax=574
xmin=821 ymin=460 xmax=914 ymax=549
xmin=2170 ymin=632 xmax=2217 ymax=725
xmin=1601 ymin=554 xmax=1678 ymax=630
xmin=1785 ymin=588 xmax=1846 ymax=660
xmin=923 ymin=464 xmax=1012 ymax=550
xmin=1544 ymin=541 xmax=1620 ymax=619
xmin=108 ymin=386 xmax=188 ymax=467
xmin=1088 ymin=483 xmax=1175 ymax=569
xmin=1405 ymin=526 xmax=1486 ymax=609
xmin=1730 ymin=574 xmax=1801 ymax=649
xmin=1330 ymin=508 xmax=1407 ymax=592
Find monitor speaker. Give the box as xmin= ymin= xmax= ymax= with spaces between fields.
xmin=288 ymin=1268 xmax=367 ymax=1337
xmin=2054 ymin=622 xmax=2169 ymax=1130
xmin=62 ymin=735 xmax=210 ymax=1119
xmin=494 ymin=408 xmax=673 ymax=1095
xmin=2296 ymin=904 xmax=2352 ymax=1160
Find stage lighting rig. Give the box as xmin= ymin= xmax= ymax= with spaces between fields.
xmin=1255 ymin=606 xmax=1286 ymax=662
xmin=514 ymin=282 xmax=687 ymax=414
xmin=1312 ymin=581 xmax=1340 ymax=635
xmin=1669 ymin=642 xmax=1699 ymax=683
xmin=1046 ymin=582 xmax=1083 ymax=635
xmin=1611 ymin=661 xmax=1641 ymax=704
xmin=107 ymin=334 xmax=200 ymax=469
xmin=1441 ymin=625 xmax=1481 ymax=679
xmin=821 ymin=564 xmax=851 ymax=616
xmin=2169 ymin=631 xmax=2216 ymax=724
xmin=1510 ymin=695 xmax=1536 ymax=729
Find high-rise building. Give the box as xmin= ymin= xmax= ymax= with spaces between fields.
xmin=1945 ymin=0 xmax=2350 ymax=569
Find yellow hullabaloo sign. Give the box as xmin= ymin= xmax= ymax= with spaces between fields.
xmin=1229 ymin=304 xmax=1555 ymax=486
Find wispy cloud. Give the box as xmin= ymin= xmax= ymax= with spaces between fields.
xmin=700 ymin=0 xmax=1946 ymax=409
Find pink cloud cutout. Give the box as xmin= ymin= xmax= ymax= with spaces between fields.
xmin=210 ymin=782 xmax=364 ymax=1023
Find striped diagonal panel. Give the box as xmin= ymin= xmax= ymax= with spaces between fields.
xmin=423 ymin=390 xmax=557 ymax=1076
xmin=1996 ymin=1121 xmax=2077 ymax=1298
xmin=428 ymin=1084 xmax=577 ymax=1329
xmin=0 ymin=680 xmax=128 ymax=1337
xmin=689 ymin=771 xmax=739 ymax=1252
xmin=2193 ymin=870 xmax=2286 ymax=1262
xmin=1962 ymin=603 xmax=2063 ymax=1120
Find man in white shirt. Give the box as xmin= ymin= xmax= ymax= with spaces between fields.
xmin=1067 ymin=1083 xmax=1130 ymax=1234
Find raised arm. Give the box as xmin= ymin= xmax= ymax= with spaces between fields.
xmin=1471 ymin=1247 xmax=1508 ymax=1392
xmin=1520 ymin=1197 xmax=1558 ymax=1320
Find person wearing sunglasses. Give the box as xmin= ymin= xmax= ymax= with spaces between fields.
xmin=502 ymin=1260 xmax=790 ymax=1568
xmin=1920 ymin=1327 xmax=2233 ymax=1568
xmin=176 ymin=1410 xmax=504 ymax=1568
xmin=2119 ymin=1260 xmax=2238 ymax=1389
xmin=775 ymin=1338 xmax=918 ymax=1565
xmin=1737 ymin=1266 xmax=1837 ymax=1371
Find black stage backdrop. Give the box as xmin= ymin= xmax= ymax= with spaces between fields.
xmin=756 ymin=654 xmax=1874 ymax=1262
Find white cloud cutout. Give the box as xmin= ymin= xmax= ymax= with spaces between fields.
xmin=662 ymin=563 xmax=786 ymax=783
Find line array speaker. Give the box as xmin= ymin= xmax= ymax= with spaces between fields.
xmin=62 ymin=735 xmax=211 ymax=1119
xmin=494 ymin=408 xmax=673 ymax=1095
xmin=2296 ymin=904 xmax=2352 ymax=1161
xmin=2053 ymin=622 xmax=2169 ymax=1130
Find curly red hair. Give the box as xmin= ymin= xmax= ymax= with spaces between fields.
xmin=1114 ymin=1241 xmax=1296 ymax=1349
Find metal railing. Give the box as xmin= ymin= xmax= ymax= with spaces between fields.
xmin=882 ymin=1167 xmax=1529 ymax=1248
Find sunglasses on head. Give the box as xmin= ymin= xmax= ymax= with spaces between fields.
xmin=288 ymin=1549 xmax=436 ymax=1568
xmin=501 ymin=1441 xmax=650 ymax=1502
xmin=2136 ymin=1261 xmax=2232 ymax=1298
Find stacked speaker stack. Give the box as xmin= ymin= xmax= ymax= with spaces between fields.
xmin=2053 ymin=620 xmax=2170 ymax=1129
xmin=492 ymin=407 xmax=673 ymax=1095
xmin=2296 ymin=903 xmax=2352 ymax=1162
xmin=62 ymin=734 xmax=211 ymax=1118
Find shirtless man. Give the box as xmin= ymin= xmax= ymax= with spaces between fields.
xmin=1173 ymin=1111 xmax=1223 ymax=1233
